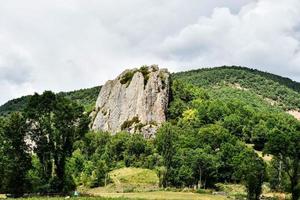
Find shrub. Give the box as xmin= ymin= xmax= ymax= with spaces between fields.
xmin=120 ymin=71 xmax=136 ymax=85
xmin=139 ymin=66 xmax=150 ymax=87
xmin=121 ymin=117 xmax=140 ymax=130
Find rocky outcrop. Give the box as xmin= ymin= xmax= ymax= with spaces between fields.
xmin=90 ymin=65 xmax=170 ymax=138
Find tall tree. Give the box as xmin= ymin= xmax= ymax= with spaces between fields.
xmin=233 ymin=149 xmax=266 ymax=200
xmin=264 ymin=115 xmax=300 ymax=200
xmin=3 ymin=113 xmax=31 ymax=197
xmin=26 ymin=91 xmax=89 ymax=192
xmin=155 ymin=123 xmax=178 ymax=187
xmin=0 ymin=117 xmax=8 ymax=193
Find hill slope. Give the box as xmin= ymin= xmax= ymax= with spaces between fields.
xmin=172 ymin=66 xmax=300 ymax=110
xmin=0 ymin=86 xmax=100 ymax=116
xmin=1 ymin=66 xmax=300 ymax=116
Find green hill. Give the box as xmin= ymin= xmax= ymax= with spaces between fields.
xmin=0 ymin=86 xmax=100 ymax=116
xmin=172 ymin=66 xmax=300 ymax=110
xmin=1 ymin=66 xmax=300 ymax=116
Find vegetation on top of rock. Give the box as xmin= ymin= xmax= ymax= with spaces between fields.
xmin=119 ymin=66 xmax=151 ymax=87
xmin=120 ymin=70 xmax=136 ymax=85
xmin=139 ymin=66 xmax=150 ymax=86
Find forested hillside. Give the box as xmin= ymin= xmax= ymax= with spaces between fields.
xmin=173 ymin=66 xmax=300 ymax=110
xmin=1 ymin=66 xmax=300 ymax=200
xmin=0 ymin=86 xmax=100 ymax=116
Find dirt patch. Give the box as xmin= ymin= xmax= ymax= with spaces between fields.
xmin=287 ymin=110 xmax=300 ymax=120
xmin=264 ymin=98 xmax=278 ymax=106
xmin=228 ymin=83 xmax=248 ymax=91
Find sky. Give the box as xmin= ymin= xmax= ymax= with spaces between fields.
xmin=1 ymin=0 xmax=300 ymax=105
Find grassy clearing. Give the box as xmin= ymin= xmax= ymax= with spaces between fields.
xmin=215 ymin=183 xmax=246 ymax=199
xmin=82 ymin=168 xmax=227 ymax=200
xmin=83 ymin=168 xmax=159 ymax=194
xmin=109 ymin=168 xmax=158 ymax=185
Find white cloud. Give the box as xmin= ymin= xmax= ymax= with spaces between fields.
xmin=160 ymin=0 xmax=300 ymax=76
xmin=1 ymin=0 xmax=300 ymax=104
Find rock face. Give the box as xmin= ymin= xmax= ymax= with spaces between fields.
xmin=91 ymin=65 xmax=170 ymax=138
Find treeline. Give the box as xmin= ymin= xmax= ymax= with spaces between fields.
xmin=0 ymin=86 xmax=100 ymax=117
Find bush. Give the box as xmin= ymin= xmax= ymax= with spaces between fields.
xmin=120 ymin=71 xmax=135 ymax=85
xmin=121 ymin=117 xmax=140 ymax=130
xmin=139 ymin=66 xmax=150 ymax=86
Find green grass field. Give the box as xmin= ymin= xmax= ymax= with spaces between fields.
xmin=79 ymin=168 xmax=228 ymax=200
xmin=1 ymin=167 xmax=286 ymax=200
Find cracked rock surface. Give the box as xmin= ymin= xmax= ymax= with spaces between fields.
xmin=91 ymin=65 xmax=170 ymax=138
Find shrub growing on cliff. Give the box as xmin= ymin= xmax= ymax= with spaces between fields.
xmin=121 ymin=116 xmax=140 ymax=130
xmin=139 ymin=65 xmax=150 ymax=86
xmin=120 ymin=71 xmax=135 ymax=85
xmin=119 ymin=66 xmax=150 ymax=87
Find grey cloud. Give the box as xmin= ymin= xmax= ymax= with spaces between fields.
xmin=0 ymin=59 xmax=32 ymax=84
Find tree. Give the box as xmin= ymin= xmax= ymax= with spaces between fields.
xmin=233 ymin=149 xmax=266 ymax=200
xmin=251 ymin=120 xmax=268 ymax=151
xmin=26 ymin=91 xmax=57 ymax=185
xmin=124 ymin=133 xmax=148 ymax=167
xmin=197 ymin=124 xmax=234 ymax=150
xmin=3 ymin=113 xmax=31 ymax=197
xmin=264 ymin=116 xmax=300 ymax=200
xmin=109 ymin=131 xmax=130 ymax=162
xmin=217 ymin=142 xmax=244 ymax=182
xmin=155 ymin=123 xmax=178 ymax=187
xmin=26 ymin=91 xmax=89 ymax=192
xmin=267 ymin=158 xmax=290 ymax=192
xmin=0 ymin=117 xmax=8 ymax=193
xmin=193 ymin=148 xmax=219 ymax=189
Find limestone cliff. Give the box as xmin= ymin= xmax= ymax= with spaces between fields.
xmin=90 ymin=65 xmax=170 ymax=137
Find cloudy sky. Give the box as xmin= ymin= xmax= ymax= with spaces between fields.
xmin=1 ymin=0 xmax=300 ymax=105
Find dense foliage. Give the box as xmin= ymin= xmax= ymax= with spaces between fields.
xmin=0 ymin=113 xmax=31 ymax=197
xmin=0 ymin=66 xmax=300 ymax=200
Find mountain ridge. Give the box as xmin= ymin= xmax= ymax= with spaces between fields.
xmin=1 ymin=66 xmax=300 ymax=117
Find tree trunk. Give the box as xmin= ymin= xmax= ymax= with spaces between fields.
xmin=198 ymin=167 xmax=202 ymax=189
xmin=291 ymin=174 xmax=299 ymax=200
xmin=54 ymin=156 xmax=66 ymax=192
xmin=290 ymin=159 xmax=299 ymax=200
